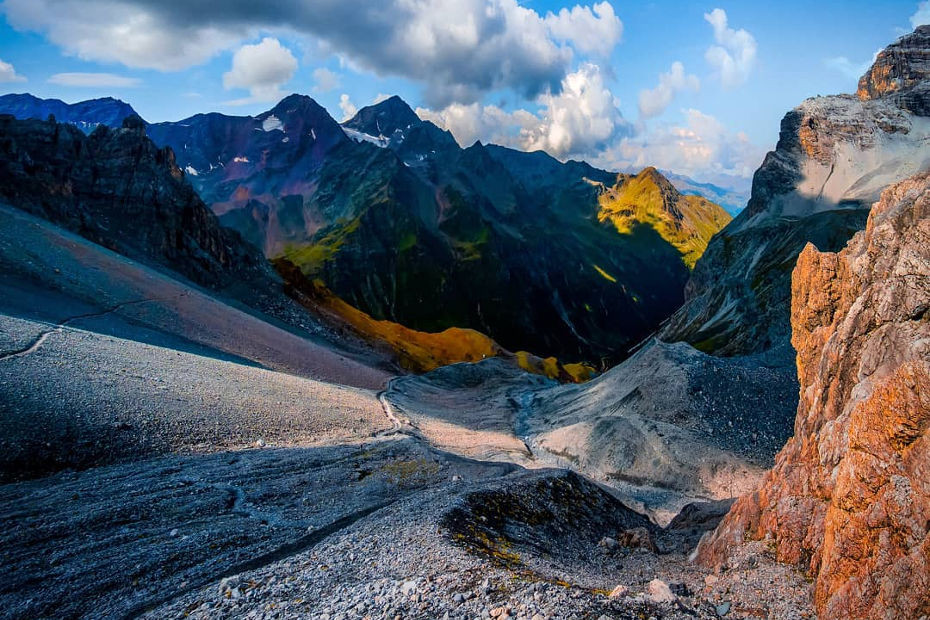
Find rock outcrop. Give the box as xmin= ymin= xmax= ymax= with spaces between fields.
xmin=695 ymin=172 xmax=930 ymax=619
xmin=661 ymin=26 xmax=930 ymax=358
xmin=0 ymin=114 xmax=270 ymax=292
xmin=858 ymin=24 xmax=930 ymax=115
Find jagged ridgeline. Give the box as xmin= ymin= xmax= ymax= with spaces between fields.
xmin=1 ymin=92 xmax=731 ymax=365
xmin=660 ymin=25 xmax=930 ymax=359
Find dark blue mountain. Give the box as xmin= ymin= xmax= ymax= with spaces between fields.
xmin=0 ymin=93 xmax=140 ymax=132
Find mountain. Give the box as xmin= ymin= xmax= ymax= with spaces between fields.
xmin=696 ymin=171 xmax=930 ymax=619
xmin=0 ymin=93 xmax=139 ymax=132
xmin=0 ymin=113 xmax=268 ymax=293
xmin=660 ymin=26 xmax=930 ymax=358
xmin=662 ymin=170 xmax=751 ymax=216
xmin=595 ymin=167 xmax=732 ymax=268
xmin=143 ymin=93 xmax=728 ymax=364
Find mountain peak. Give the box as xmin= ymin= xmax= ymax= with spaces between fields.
xmin=0 ymin=93 xmax=140 ymax=131
xmin=598 ymin=167 xmax=731 ymax=268
xmin=857 ymin=25 xmax=930 ymax=112
xmin=265 ymin=93 xmax=328 ymax=117
xmin=343 ymin=95 xmax=420 ymax=135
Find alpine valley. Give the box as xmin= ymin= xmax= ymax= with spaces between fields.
xmin=0 ymin=21 xmax=927 ymax=620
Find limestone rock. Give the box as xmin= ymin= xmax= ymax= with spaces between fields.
xmin=661 ymin=26 xmax=930 ymax=358
xmin=696 ymin=172 xmax=930 ymax=619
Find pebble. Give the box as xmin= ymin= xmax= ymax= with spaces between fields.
xmin=608 ymin=585 xmax=628 ymax=598
xmin=647 ymin=579 xmax=677 ymax=604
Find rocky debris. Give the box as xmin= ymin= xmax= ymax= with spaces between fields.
xmin=383 ymin=340 xmax=798 ymax=517
xmin=696 ymin=172 xmax=930 ymax=618
xmin=647 ymin=579 xmax=677 ymax=604
xmin=617 ymin=527 xmax=658 ymax=552
xmin=661 ymin=26 xmax=930 ymax=358
xmin=519 ymin=340 xmax=796 ymax=506
xmin=136 ymin=466 xmax=810 ymax=620
xmin=442 ymin=471 xmax=659 ymax=574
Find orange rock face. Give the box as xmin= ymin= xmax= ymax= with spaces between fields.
xmin=695 ymin=171 xmax=930 ymax=619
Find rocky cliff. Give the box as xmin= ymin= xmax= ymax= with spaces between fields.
xmin=661 ymin=26 xmax=930 ymax=358
xmin=695 ymin=171 xmax=930 ymax=618
xmin=0 ymin=114 xmax=270 ymax=293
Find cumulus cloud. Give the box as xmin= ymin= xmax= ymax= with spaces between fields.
xmin=2 ymin=0 xmax=242 ymax=71
xmin=603 ymin=108 xmax=764 ymax=182
xmin=638 ymin=61 xmax=699 ymax=119
xmin=419 ymin=64 xmax=631 ymax=159
xmin=312 ymin=67 xmax=340 ymax=93
xmin=544 ymin=1 xmax=622 ymax=57
xmin=223 ymin=37 xmax=297 ymax=104
xmin=1 ymin=0 xmax=622 ymax=106
xmin=0 ymin=59 xmax=26 ymax=83
xmin=522 ymin=64 xmax=631 ymax=157
xmin=339 ymin=93 xmax=358 ymax=121
xmin=48 ymin=72 xmax=141 ymax=87
xmin=704 ymin=8 xmax=757 ymax=88
xmin=913 ymin=1 xmax=930 ymax=27
xmin=417 ymin=102 xmax=539 ymax=147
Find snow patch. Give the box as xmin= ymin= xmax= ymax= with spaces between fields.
xmin=310 ymin=128 xmax=316 ymax=140
xmin=342 ymin=126 xmax=389 ymax=148
xmin=184 ymin=165 xmax=198 ymax=176
xmin=262 ymin=115 xmax=283 ymax=132
xmin=233 ymin=156 xmax=250 ymax=163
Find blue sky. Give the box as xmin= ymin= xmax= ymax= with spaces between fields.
xmin=0 ymin=0 xmax=926 ymax=185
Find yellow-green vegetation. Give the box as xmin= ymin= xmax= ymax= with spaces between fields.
xmin=515 ymin=351 xmax=596 ymax=383
xmin=281 ymin=217 xmax=361 ymax=274
xmin=274 ymin=258 xmax=595 ymax=381
xmin=450 ymin=227 xmax=489 ymax=261
xmin=592 ymin=264 xmax=617 ymax=283
xmin=597 ymin=167 xmax=731 ymax=268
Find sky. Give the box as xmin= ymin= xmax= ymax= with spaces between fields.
xmin=0 ymin=0 xmax=927 ymax=187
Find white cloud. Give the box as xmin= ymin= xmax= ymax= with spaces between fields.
xmin=704 ymin=8 xmax=757 ymax=88
xmin=417 ymin=102 xmax=538 ymax=147
xmin=2 ymin=0 xmax=242 ymax=71
xmin=544 ymin=1 xmax=622 ymax=57
xmin=312 ymin=67 xmax=340 ymax=93
xmin=338 ymin=93 xmax=358 ymax=121
xmin=824 ymin=51 xmax=880 ymax=80
xmin=0 ymin=59 xmax=26 ymax=83
xmin=223 ymin=37 xmax=297 ymax=104
xmin=373 ymin=93 xmax=392 ymax=105
xmin=638 ymin=61 xmax=699 ymax=119
xmin=602 ymin=108 xmax=765 ymax=182
xmin=48 ymin=72 xmax=141 ymax=87
xmin=419 ymin=64 xmax=631 ymax=159
xmin=912 ymin=1 xmax=930 ymax=27
xmin=1 ymin=0 xmax=622 ymax=106
xmin=522 ymin=64 xmax=630 ymax=157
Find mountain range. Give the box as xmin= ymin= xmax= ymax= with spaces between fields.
xmin=0 ymin=91 xmax=731 ymax=365
xmin=0 ymin=24 xmax=928 ymax=620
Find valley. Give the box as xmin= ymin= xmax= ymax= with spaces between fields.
xmin=0 ymin=22 xmax=928 ymax=620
